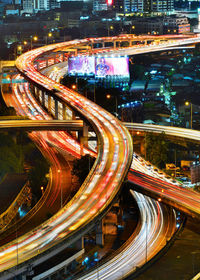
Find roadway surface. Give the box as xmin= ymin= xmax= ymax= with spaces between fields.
xmin=2 ymin=74 xmax=177 ymax=280
xmin=1 ymin=34 xmax=200 ymax=277
xmin=0 ymin=36 xmax=133 ymax=275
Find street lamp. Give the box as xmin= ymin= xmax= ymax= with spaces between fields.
xmin=31 ymin=36 xmax=38 ymax=50
xmin=17 ymin=45 xmax=22 ymax=55
xmin=185 ymin=101 xmax=193 ymax=129
xmin=46 ymin=32 xmax=52 ymax=45
xmin=130 ymin=25 xmax=135 ymax=34
xmin=108 ymin=25 xmax=114 ymax=37
xmin=41 ymin=186 xmax=44 ymax=195
xmin=106 ymin=94 xmax=118 ymax=117
xmin=57 ymin=169 xmax=63 ymax=208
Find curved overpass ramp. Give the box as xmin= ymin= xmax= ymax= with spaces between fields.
xmin=1 ymin=34 xmax=200 ymax=276
xmin=0 ymin=38 xmax=133 ymax=275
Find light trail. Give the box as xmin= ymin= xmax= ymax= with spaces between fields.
xmin=0 ymin=36 xmax=133 ymax=273
xmin=1 ymin=34 xmax=199 ymax=277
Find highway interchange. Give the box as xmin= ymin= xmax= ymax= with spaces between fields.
xmin=1 ymin=34 xmax=200 ymax=279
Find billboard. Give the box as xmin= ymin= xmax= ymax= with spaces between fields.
xmin=95 ymin=57 xmax=129 ymax=77
xmin=178 ymin=24 xmax=190 ymax=34
xmin=68 ymin=56 xmax=95 ymax=76
xmin=68 ymin=56 xmax=129 ymax=78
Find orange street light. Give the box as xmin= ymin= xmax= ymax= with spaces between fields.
xmin=185 ymin=101 xmax=193 ymax=129
xmin=41 ymin=186 xmax=44 ymax=195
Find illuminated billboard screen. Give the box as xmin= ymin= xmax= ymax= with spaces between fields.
xmin=95 ymin=57 xmax=129 ymax=77
xmin=68 ymin=56 xmax=95 ymax=76
xmin=68 ymin=56 xmax=129 ymax=78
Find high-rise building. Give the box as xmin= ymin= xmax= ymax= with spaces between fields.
xmin=34 ymin=0 xmax=50 ymax=11
xmin=112 ymin=0 xmax=174 ymax=14
xmin=151 ymin=0 xmax=174 ymax=13
xmin=113 ymin=0 xmax=143 ymax=13
xmin=93 ymin=0 xmax=108 ymax=11
xmin=143 ymin=0 xmax=151 ymax=12
xmin=22 ymin=0 xmax=34 ymax=13
xmin=93 ymin=0 xmax=113 ymax=12
xmin=22 ymin=0 xmax=60 ymax=13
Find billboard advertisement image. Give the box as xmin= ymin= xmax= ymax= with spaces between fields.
xmin=95 ymin=57 xmax=129 ymax=77
xmin=68 ymin=56 xmax=129 ymax=78
xmin=68 ymin=56 xmax=95 ymax=75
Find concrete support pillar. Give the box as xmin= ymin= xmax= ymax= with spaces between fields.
xmin=54 ymin=99 xmax=58 ymax=119
xmin=34 ymin=87 xmax=37 ymax=98
xmin=54 ymin=53 xmax=57 ymax=64
xmin=42 ymin=91 xmax=45 ymax=107
xmin=72 ymin=110 xmax=76 ymax=120
xmin=78 ymin=122 xmax=88 ymax=155
xmin=35 ymin=87 xmax=39 ymax=99
xmin=113 ymin=41 xmax=117 ymax=49
xmin=96 ymin=220 xmax=104 ymax=246
xmin=39 ymin=90 xmax=42 ymax=100
xmin=35 ymin=61 xmax=39 ymax=71
xmin=102 ymin=41 xmax=105 ymax=48
xmin=34 ymin=86 xmax=37 ymax=97
xmin=75 ymin=237 xmax=84 ymax=250
xmin=46 ymin=58 xmax=48 ymax=68
xmin=62 ymin=103 xmax=66 ymax=120
xmin=128 ymin=40 xmax=131 ymax=47
xmin=48 ymin=94 xmax=52 ymax=113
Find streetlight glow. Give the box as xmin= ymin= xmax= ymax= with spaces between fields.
xmin=185 ymin=101 xmax=193 ymax=129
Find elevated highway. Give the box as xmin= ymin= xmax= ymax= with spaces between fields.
xmin=1 ymin=34 xmax=200 ymax=278
xmin=1 ymin=119 xmax=200 ymax=219
xmin=0 ymin=119 xmax=83 ymax=131
xmin=0 ymin=35 xmax=134 ymax=276
xmin=1 ymin=78 xmax=178 ymax=280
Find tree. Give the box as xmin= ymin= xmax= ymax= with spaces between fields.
xmin=146 ymin=132 xmax=168 ymax=169
xmin=72 ymin=155 xmax=95 ymax=185
xmin=28 ymin=159 xmax=49 ymax=197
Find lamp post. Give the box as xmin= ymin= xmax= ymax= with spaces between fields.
xmin=94 ymin=80 xmax=96 ymax=103
xmin=16 ymin=45 xmax=22 ymax=58
xmin=57 ymin=169 xmax=62 ymax=208
xmin=185 ymin=101 xmax=193 ymax=129
xmin=130 ymin=25 xmax=135 ymax=34
xmin=108 ymin=25 xmax=114 ymax=37
xmin=138 ymin=200 xmax=148 ymax=264
xmin=46 ymin=32 xmax=52 ymax=45
xmin=31 ymin=36 xmax=38 ymax=50
xmin=106 ymin=94 xmax=118 ymax=117
xmin=41 ymin=186 xmax=44 ymax=195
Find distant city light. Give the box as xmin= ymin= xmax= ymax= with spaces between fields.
xmin=80 ymin=16 xmax=89 ymax=20
xmin=107 ymin=0 xmax=113 ymax=5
